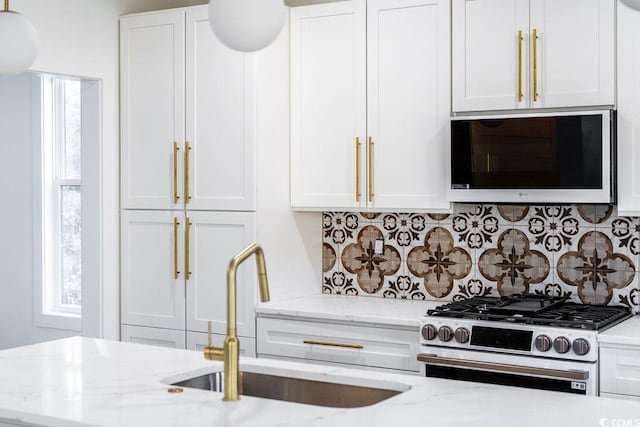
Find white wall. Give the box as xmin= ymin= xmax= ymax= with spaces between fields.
xmin=0 ymin=0 xmax=321 ymax=348
xmin=0 ymin=74 xmax=75 ymax=349
xmin=255 ymin=12 xmax=322 ymax=300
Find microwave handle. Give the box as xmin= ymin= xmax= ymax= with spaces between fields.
xmin=417 ymin=354 xmax=589 ymax=381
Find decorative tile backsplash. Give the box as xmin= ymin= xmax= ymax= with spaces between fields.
xmin=322 ymin=205 xmax=640 ymax=313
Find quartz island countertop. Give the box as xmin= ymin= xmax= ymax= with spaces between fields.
xmin=0 ymin=337 xmax=638 ymax=427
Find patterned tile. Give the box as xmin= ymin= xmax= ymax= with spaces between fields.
xmin=450 ymin=265 xmax=499 ymax=301
xmin=321 ymin=205 xmax=640 ymax=307
xmin=477 ymin=227 xmax=552 ymax=296
xmin=406 ymin=226 xmax=473 ymax=300
xmin=341 ymin=225 xmax=402 ymax=295
xmin=495 ymin=205 xmax=530 ymax=225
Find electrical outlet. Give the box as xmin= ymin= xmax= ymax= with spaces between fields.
xmin=374 ymin=238 xmax=384 ymax=255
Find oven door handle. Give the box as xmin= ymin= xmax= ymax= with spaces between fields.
xmin=417 ymin=354 xmax=589 ymax=381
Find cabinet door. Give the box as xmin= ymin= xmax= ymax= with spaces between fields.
xmin=530 ymin=0 xmax=614 ymax=108
xmin=367 ymin=0 xmax=450 ymax=211
xmin=186 ymin=212 xmax=256 ymax=337
xmin=121 ymin=210 xmax=185 ymax=330
xmin=290 ymin=0 xmax=367 ymax=209
xmin=617 ymin=1 xmax=640 ymax=215
xmin=121 ymin=325 xmax=186 ymax=349
xmin=452 ymin=0 xmax=529 ymax=112
xmin=120 ymin=11 xmax=185 ymax=210
xmin=186 ymin=7 xmax=256 ymax=211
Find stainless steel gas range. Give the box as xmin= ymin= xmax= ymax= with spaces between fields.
xmin=418 ymin=294 xmax=632 ymax=396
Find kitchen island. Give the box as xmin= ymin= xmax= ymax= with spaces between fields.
xmin=0 ymin=337 xmax=637 ymax=427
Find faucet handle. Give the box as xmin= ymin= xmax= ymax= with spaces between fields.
xmin=204 ymin=345 xmax=224 ymax=361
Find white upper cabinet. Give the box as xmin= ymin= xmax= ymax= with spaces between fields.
xmin=291 ymin=0 xmax=450 ymax=211
xmin=367 ymin=0 xmax=450 ymax=210
xmin=290 ymin=0 xmax=367 ymax=209
xmin=185 ymin=8 xmax=256 ymax=211
xmin=120 ymin=11 xmax=185 ymax=210
xmin=452 ymin=0 xmax=529 ymax=112
xmin=617 ymin=2 xmax=640 ymax=216
xmin=121 ymin=7 xmax=255 ymax=211
xmin=452 ymin=0 xmax=614 ymax=112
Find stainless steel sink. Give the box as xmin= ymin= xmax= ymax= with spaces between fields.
xmin=171 ymin=371 xmax=405 ymax=408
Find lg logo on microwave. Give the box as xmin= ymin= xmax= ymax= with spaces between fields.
xmin=599 ymin=418 xmax=640 ymax=427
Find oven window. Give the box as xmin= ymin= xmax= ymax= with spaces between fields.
xmin=451 ymin=115 xmax=603 ymax=189
xmin=425 ymin=365 xmax=587 ymax=395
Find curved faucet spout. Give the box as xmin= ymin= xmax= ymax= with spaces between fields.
xmin=203 ymin=243 xmax=271 ymax=402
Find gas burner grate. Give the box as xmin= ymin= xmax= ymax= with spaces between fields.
xmin=427 ymin=294 xmax=632 ymax=330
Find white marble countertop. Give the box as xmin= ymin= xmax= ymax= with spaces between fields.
xmin=1 ymin=337 xmax=639 ymax=427
xmin=598 ymin=315 xmax=640 ymax=346
xmin=255 ymin=293 xmax=440 ymax=328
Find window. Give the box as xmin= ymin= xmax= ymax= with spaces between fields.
xmin=38 ymin=76 xmax=83 ymax=325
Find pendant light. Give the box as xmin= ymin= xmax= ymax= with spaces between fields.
xmin=208 ymin=0 xmax=285 ymax=53
xmin=0 ymin=0 xmax=38 ymax=75
xmin=621 ymin=0 xmax=640 ymax=9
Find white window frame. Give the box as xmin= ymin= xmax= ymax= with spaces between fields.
xmin=34 ymin=76 xmax=82 ymax=331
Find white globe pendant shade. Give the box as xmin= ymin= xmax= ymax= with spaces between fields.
xmin=0 ymin=9 xmax=38 ymax=75
xmin=621 ymin=0 xmax=640 ymax=10
xmin=208 ymin=0 xmax=285 ymax=52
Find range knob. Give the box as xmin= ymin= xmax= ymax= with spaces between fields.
xmin=421 ymin=324 xmax=437 ymax=341
xmin=553 ymin=336 xmax=571 ymax=354
xmin=535 ymin=334 xmax=552 ymax=352
xmin=572 ymin=338 xmax=590 ymax=356
xmin=438 ymin=326 xmax=454 ymax=342
xmin=454 ymin=327 xmax=470 ymax=344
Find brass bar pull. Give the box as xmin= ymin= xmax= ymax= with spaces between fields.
xmin=184 ymin=141 xmax=192 ymax=205
xmin=355 ymin=137 xmax=361 ymax=202
xmin=303 ymin=340 xmax=364 ymax=350
xmin=173 ymin=142 xmax=180 ymax=204
xmin=417 ymin=354 xmax=589 ymax=380
xmin=533 ymin=28 xmax=539 ymax=102
xmin=173 ymin=217 xmax=180 ymax=279
xmin=185 ymin=217 xmax=192 ymax=279
xmin=368 ymin=137 xmax=374 ymax=203
xmin=517 ymin=30 xmax=523 ymax=102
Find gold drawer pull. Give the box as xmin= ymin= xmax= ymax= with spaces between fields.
xmin=173 ymin=217 xmax=180 ymax=279
xmin=533 ymin=28 xmax=539 ymax=102
xmin=184 ymin=141 xmax=192 ymax=204
xmin=303 ymin=340 xmax=364 ymax=350
xmin=173 ymin=142 xmax=180 ymax=204
xmin=517 ymin=30 xmax=523 ymax=102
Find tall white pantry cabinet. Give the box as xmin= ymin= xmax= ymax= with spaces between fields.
xmin=119 ymin=6 xmax=258 ymax=356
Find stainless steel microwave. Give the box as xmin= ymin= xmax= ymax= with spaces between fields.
xmin=447 ymin=110 xmax=615 ymax=204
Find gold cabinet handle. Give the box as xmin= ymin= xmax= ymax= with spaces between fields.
xmin=517 ymin=30 xmax=523 ymax=102
xmin=184 ymin=141 xmax=192 ymax=204
xmin=303 ymin=340 xmax=364 ymax=350
xmin=173 ymin=217 xmax=180 ymax=279
xmin=533 ymin=28 xmax=539 ymax=102
xmin=185 ymin=217 xmax=192 ymax=280
xmin=173 ymin=142 xmax=180 ymax=204
xmin=368 ymin=137 xmax=374 ymax=202
xmin=355 ymin=137 xmax=361 ymax=202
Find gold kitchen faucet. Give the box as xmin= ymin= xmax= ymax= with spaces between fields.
xmin=203 ymin=243 xmax=270 ymax=401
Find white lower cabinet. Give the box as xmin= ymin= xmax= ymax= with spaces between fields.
xmin=187 ymin=331 xmax=256 ymax=357
xmin=121 ymin=325 xmax=186 ymax=349
xmin=599 ymin=345 xmax=640 ymax=399
xmin=256 ymin=317 xmax=420 ymax=373
xmin=120 ymin=210 xmax=257 ymax=350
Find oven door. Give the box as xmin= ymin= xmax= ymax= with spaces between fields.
xmin=418 ymin=347 xmax=597 ymax=396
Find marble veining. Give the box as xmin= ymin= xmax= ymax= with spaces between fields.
xmin=0 ymin=337 xmax=639 ymax=426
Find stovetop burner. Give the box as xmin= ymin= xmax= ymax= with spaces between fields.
xmin=427 ymin=293 xmax=632 ymax=330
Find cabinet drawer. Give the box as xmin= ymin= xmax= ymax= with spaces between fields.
xmin=121 ymin=325 xmax=186 ymax=349
xmin=600 ymin=347 xmax=640 ymax=397
xmin=257 ymin=317 xmax=419 ymax=372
